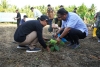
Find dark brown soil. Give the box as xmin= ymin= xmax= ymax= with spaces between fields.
xmin=0 ymin=24 xmax=100 ymax=67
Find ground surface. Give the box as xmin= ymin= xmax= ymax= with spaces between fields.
xmin=0 ymin=24 xmax=100 ymax=67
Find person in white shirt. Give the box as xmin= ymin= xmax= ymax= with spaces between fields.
xmin=30 ymin=7 xmax=42 ymax=20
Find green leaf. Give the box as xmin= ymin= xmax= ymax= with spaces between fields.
xmin=50 ymin=39 xmax=57 ymax=45
xmin=50 ymin=46 xmax=54 ymax=51
xmin=54 ymin=45 xmax=60 ymax=51
xmin=60 ymin=41 xmax=65 ymax=45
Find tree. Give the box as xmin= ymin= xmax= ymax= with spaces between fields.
xmin=0 ymin=0 xmax=100 ymax=23
xmin=77 ymin=3 xmax=88 ymax=20
xmin=0 ymin=0 xmax=9 ymax=12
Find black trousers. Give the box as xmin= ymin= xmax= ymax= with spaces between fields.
xmin=17 ymin=20 xmax=20 ymax=28
xmin=60 ymin=28 xmax=86 ymax=44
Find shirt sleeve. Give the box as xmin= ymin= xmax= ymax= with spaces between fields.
xmin=20 ymin=19 xmax=25 ymax=25
xmin=66 ymin=16 xmax=78 ymax=28
xmin=36 ymin=25 xmax=47 ymax=48
xmin=20 ymin=20 xmax=22 ymax=25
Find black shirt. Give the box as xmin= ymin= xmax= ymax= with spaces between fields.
xmin=16 ymin=12 xmax=21 ymax=22
xmin=14 ymin=20 xmax=47 ymax=48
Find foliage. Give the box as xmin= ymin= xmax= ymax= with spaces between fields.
xmin=46 ymin=39 xmax=65 ymax=52
xmin=0 ymin=0 xmax=99 ymax=24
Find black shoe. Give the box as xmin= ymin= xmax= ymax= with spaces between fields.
xmin=17 ymin=45 xmax=28 ymax=49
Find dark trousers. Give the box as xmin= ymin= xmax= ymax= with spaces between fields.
xmin=17 ymin=20 xmax=20 ymax=28
xmin=60 ymin=28 xmax=86 ymax=44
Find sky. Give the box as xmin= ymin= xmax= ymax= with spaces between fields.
xmin=0 ymin=0 xmax=100 ymax=11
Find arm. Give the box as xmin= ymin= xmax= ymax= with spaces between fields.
xmin=19 ymin=20 xmax=22 ymax=25
xmin=56 ymin=28 xmax=64 ymax=34
xmin=19 ymin=19 xmax=24 ymax=25
xmin=52 ymin=19 xmax=56 ymax=28
xmin=36 ymin=24 xmax=50 ymax=50
xmin=37 ymin=29 xmax=47 ymax=48
xmin=59 ymin=27 xmax=71 ymax=38
xmin=53 ymin=20 xmax=64 ymax=38
xmin=53 ymin=27 xmax=63 ymax=38
xmin=59 ymin=16 xmax=78 ymax=38
xmin=36 ymin=27 xmax=50 ymax=51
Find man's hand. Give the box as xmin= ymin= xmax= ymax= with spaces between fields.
xmin=56 ymin=37 xmax=61 ymax=43
xmin=46 ymin=46 xmax=50 ymax=52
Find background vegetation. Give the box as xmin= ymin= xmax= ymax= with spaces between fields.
xmin=0 ymin=0 xmax=99 ymax=24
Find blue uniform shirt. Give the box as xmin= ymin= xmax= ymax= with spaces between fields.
xmin=61 ymin=12 xmax=88 ymax=36
xmin=20 ymin=19 xmax=25 ymax=25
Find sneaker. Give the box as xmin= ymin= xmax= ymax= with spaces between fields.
xmin=17 ymin=45 xmax=28 ymax=49
xmin=98 ymin=39 xmax=100 ymax=42
xmin=71 ymin=44 xmax=80 ymax=49
xmin=26 ymin=47 xmax=41 ymax=53
xmin=67 ymin=43 xmax=74 ymax=47
xmin=12 ymin=41 xmax=17 ymax=44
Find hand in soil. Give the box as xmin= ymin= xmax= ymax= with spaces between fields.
xmin=46 ymin=46 xmax=51 ymax=52
xmin=56 ymin=37 xmax=61 ymax=43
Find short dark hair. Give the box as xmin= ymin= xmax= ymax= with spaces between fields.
xmin=47 ymin=4 xmax=51 ymax=7
xmin=23 ymin=15 xmax=28 ymax=18
xmin=57 ymin=8 xmax=68 ymax=15
xmin=60 ymin=5 xmax=63 ymax=8
xmin=30 ymin=7 xmax=34 ymax=10
xmin=74 ymin=8 xmax=77 ymax=10
xmin=40 ymin=15 xmax=49 ymax=21
xmin=16 ymin=9 xmax=18 ymax=11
